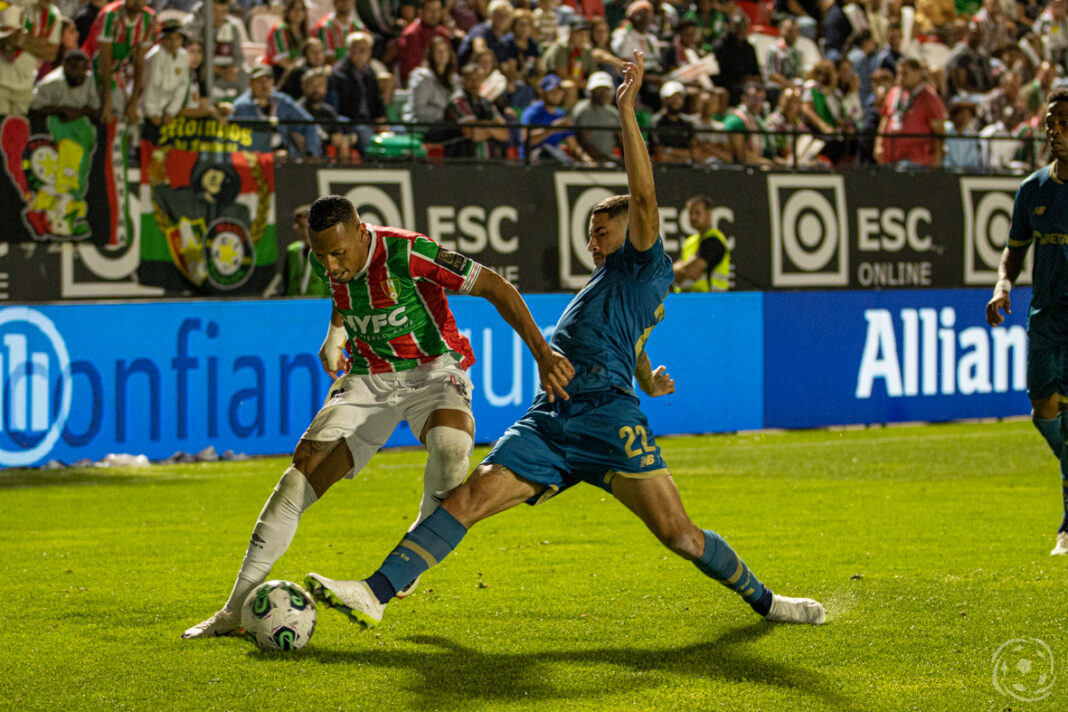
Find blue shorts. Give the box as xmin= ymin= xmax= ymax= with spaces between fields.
xmin=482 ymin=390 xmax=670 ymax=504
xmin=1027 ymin=306 xmax=1068 ymax=401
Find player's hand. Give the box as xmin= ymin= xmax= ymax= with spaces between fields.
xmin=319 ymin=324 xmax=350 ymax=380
xmin=537 ymin=348 xmax=574 ymax=403
xmin=986 ymin=289 xmax=1011 ymax=327
xmin=616 ymin=49 xmax=645 ymax=110
xmin=645 ymin=365 xmax=675 ymax=397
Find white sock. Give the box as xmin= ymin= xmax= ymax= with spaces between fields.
xmin=410 ymin=426 xmax=473 ymax=530
xmin=223 ymin=466 xmax=318 ymax=611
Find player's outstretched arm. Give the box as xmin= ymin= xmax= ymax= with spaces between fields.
xmin=617 ymin=50 xmax=659 ymax=253
xmin=985 ymin=246 xmax=1027 ymax=327
xmin=635 ymin=350 xmax=675 ymax=397
xmin=470 ymin=268 xmax=574 ymax=402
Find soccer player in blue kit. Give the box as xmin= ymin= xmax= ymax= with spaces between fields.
xmin=304 ymin=50 xmax=827 ymax=628
xmin=987 ymin=87 xmax=1068 ymax=556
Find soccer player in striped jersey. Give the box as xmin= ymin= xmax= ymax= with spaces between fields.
xmin=182 ymin=196 xmax=574 ymax=639
xmin=303 ymin=51 xmax=826 ymax=631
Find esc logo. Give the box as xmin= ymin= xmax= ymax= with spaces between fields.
xmin=0 ymin=308 xmax=71 ymax=467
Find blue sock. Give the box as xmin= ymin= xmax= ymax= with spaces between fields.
xmin=370 ymin=507 xmax=468 ymax=604
xmin=693 ymin=529 xmax=772 ymax=616
xmin=1034 ymin=416 xmax=1064 ymax=458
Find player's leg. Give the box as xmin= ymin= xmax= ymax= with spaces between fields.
xmin=305 ymin=462 xmax=543 ymax=627
xmin=1025 ymin=324 xmax=1068 ymax=553
xmin=611 ymin=473 xmax=825 ymax=624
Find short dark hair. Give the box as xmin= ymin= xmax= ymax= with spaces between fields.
xmin=685 ymin=195 xmax=713 ymax=211
xmin=308 ymin=195 xmax=358 ymax=232
xmin=1049 ymin=88 xmax=1068 ymax=109
xmin=591 ymin=194 xmax=629 ymax=221
xmin=293 ymin=204 xmax=311 ymax=223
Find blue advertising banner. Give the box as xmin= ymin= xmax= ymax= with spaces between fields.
xmin=0 ymin=293 xmax=763 ymax=467
xmin=763 ymin=289 xmax=1032 ymax=428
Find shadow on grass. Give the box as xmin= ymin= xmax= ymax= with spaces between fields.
xmin=300 ymin=623 xmax=857 ymax=709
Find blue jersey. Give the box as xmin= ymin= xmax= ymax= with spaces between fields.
xmin=1007 ymin=165 xmax=1068 ymax=310
xmin=549 ymin=233 xmax=674 ymax=396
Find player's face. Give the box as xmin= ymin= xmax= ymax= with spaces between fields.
xmin=309 ymin=219 xmax=367 ymax=282
xmin=587 ymin=212 xmax=626 ymax=268
xmin=1045 ymin=102 xmax=1068 ymax=161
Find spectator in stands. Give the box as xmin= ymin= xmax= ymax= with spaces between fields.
xmin=661 ymin=17 xmax=702 ymax=76
xmin=500 ymin=8 xmax=541 ymax=82
xmin=847 ymin=28 xmax=877 ymax=107
xmin=188 ymin=0 xmax=248 ymax=104
xmin=648 ymin=0 xmax=678 ymax=38
xmin=978 ymin=104 xmax=1022 ymax=169
xmin=448 ymin=0 xmax=487 ymax=34
xmin=397 ymin=0 xmax=451 ymax=84
xmin=764 ymin=85 xmax=810 ymax=164
xmin=533 ymin=0 xmax=564 ymax=46
xmin=713 ymin=12 xmax=760 ymax=105
xmin=177 ymin=37 xmax=231 ymax=121
xmin=404 ymin=34 xmax=458 ymax=141
xmin=800 ymin=58 xmax=854 ymax=162
xmin=314 ymin=0 xmax=365 ymax=61
xmin=285 ymin=204 xmax=332 ymax=297
xmin=914 ymin=0 xmax=959 ymax=41
xmin=520 ymin=72 xmax=580 ymax=162
xmin=611 ymin=0 xmax=663 ymax=105
xmin=572 ymin=70 xmax=620 ymax=164
xmin=278 ymin=37 xmax=328 ymax=99
xmin=443 ymin=62 xmax=510 ymax=157
xmin=143 ymin=19 xmax=189 ymax=130
xmin=589 ymin=15 xmax=624 ymax=79
xmin=942 ymin=97 xmax=981 ymax=169
xmin=691 ymin=86 xmax=733 ymax=163
xmin=1034 ymin=0 xmax=1068 ymax=71
xmin=83 ymin=0 xmax=153 ymax=123
xmin=38 ymin=15 xmax=78 ymax=79
xmin=974 ymin=68 xmax=1026 ymax=132
xmin=29 ymin=48 xmax=100 ymax=120
xmin=1021 ymin=59 xmax=1054 ymax=117
xmin=856 ymin=65 xmax=892 ymax=165
xmin=1019 ymin=30 xmax=1046 ymax=71
xmin=724 ymin=81 xmax=774 ymax=165
xmin=330 ymin=30 xmax=386 ymax=152
xmin=457 ymin=0 xmax=513 ymax=67
xmin=75 ymin=0 xmax=106 ymax=46
xmin=543 ymin=15 xmax=594 ymax=87
xmin=765 ymin=17 xmax=803 ymax=92
xmin=0 ymin=0 xmax=60 ymax=115
xmin=650 ymin=80 xmax=695 ymax=162
xmin=684 ymin=0 xmax=728 ymax=54
xmin=773 ymin=0 xmax=822 ymax=41
xmin=265 ymin=0 xmax=309 ymax=77
xmin=823 ymin=0 xmax=854 ymax=60
xmin=563 ymin=0 xmax=605 ymax=21
xmin=298 ymin=66 xmax=350 ymax=158
xmin=872 ymin=21 xmax=903 ymax=73
xmin=973 ymin=0 xmax=1016 ymax=56
xmin=947 ymin=20 xmax=995 ymax=100
xmin=875 ymin=57 xmax=946 ymax=167
xmin=232 ymin=63 xmax=322 ymax=156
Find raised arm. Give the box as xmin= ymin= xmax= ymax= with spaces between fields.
xmin=616 ymin=50 xmax=659 ymax=253
xmin=469 ymin=267 xmax=574 ymax=402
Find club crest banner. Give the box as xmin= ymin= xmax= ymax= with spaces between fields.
xmin=138 ymin=117 xmax=276 ymax=295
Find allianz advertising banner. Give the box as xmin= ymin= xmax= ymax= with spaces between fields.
xmin=0 ymin=294 xmax=763 ymax=467
xmin=763 ymin=288 xmax=1032 ymax=428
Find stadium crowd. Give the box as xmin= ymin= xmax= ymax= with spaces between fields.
xmin=0 ymin=0 xmax=1063 ymax=167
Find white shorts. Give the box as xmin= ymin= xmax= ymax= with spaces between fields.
xmin=301 ymin=356 xmax=474 ymax=478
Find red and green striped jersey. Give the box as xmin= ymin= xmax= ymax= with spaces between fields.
xmin=265 ymin=21 xmax=302 ymax=66
xmin=312 ymin=225 xmax=481 ymax=375
xmin=12 ymin=2 xmax=60 ymax=62
xmin=314 ymin=12 xmax=364 ymax=60
xmin=82 ymin=0 xmax=156 ymax=82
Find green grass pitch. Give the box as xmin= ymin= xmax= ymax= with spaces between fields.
xmin=2 ymin=421 xmax=1065 ymax=711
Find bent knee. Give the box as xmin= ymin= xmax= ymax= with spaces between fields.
xmin=656 ymin=525 xmax=704 ymax=560
xmin=426 ymin=426 xmax=474 ymax=463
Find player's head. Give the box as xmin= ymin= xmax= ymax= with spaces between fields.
xmin=293 ymin=204 xmax=311 ymax=243
xmin=685 ymin=195 xmax=713 ymax=232
xmin=1045 ymin=88 xmax=1068 ymax=161
xmin=587 ymin=194 xmax=629 ymax=268
xmin=308 ymin=195 xmax=368 ymax=282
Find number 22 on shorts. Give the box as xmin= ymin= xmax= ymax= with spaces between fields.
xmin=618 ymin=425 xmax=656 ymax=459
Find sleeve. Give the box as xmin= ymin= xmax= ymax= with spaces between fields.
xmin=1006 ymin=182 xmax=1033 ymax=250
xmin=96 ymin=9 xmax=115 ymax=43
xmin=165 ymin=56 xmax=190 ymax=116
xmin=408 ymin=235 xmax=483 ymax=294
xmin=697 ymin=234 xmax=725 ymax=267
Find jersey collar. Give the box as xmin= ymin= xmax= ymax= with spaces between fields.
xmin=352 ymin=225 xmax=379 ymax=280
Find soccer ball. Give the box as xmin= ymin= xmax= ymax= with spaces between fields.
xmin=241 ymin=580 xmax=317 ymax=651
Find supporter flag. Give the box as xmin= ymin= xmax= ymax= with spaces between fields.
xmin=138 ymin=116 xmax=277 ymax=294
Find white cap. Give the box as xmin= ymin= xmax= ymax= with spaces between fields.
xmin=660 ymin=80 xmax=685 ymax=100
xmin=587 ymin=71 xmax=615 ymax=93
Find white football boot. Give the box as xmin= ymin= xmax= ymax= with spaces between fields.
xmin=1051 ymin=531 xmax=1068 ymax=556
xmin=304 ymin=573 xmax=385 ymax=629
xmin=181 ymin=609 xmax=243 ymax=639
xmin=766 ymin=595 xmax=826 ymax=625
xmin=395 ymin=575 xmax=421 ymax=599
